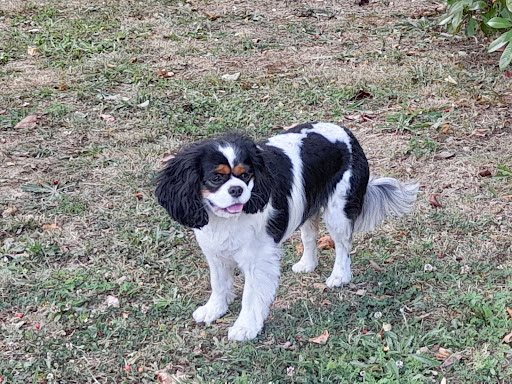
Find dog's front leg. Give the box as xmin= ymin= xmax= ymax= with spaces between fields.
xmin=193 ymin=254 xmax=236 ymax=324
xmin=228 ymin=245 xmax=281 ymax=341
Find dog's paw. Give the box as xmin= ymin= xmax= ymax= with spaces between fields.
xmin=227 ymin=324 xmax=260 ymax=341
xmin=325 ymin=273 xmax=351 ymax=288
xmin=193 ymin=303 xmax=226 ymax=323
xmin=292 ymin=260 xmax=317 ymax=273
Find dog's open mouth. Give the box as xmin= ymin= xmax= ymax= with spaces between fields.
xmin=210 ymin=202 xmax=244 ymax=214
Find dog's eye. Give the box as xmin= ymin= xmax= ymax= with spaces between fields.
xmin=211 ymin=174 xmax=226 ymax=183
xmin=239 ymin=173 xmax=252 ymax=182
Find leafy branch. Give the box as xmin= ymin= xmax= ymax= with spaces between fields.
xmin=439 ymin=0 xmax=512 ymax=69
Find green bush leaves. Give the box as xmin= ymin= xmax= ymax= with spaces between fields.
xmin=439 ymin=0 xmax=512 ymax=69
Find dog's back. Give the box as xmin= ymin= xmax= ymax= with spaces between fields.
xmin=260 ymin=122 xmax=370 ymax=243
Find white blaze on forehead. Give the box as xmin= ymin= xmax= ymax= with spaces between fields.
xmin=218 ymin=145 xmax=237 ymax=168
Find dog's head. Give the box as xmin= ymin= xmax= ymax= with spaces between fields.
xmin=155 ymin=134 xmax=271 ymax=228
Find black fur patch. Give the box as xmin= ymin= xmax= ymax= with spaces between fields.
xmin=299 ymin=132 xmax=351 ymax=223
xmin=257 ymin=144 xmax=293 ymax=243
xmin=341 ymin=127 xmax=369 ymax=222
xmin=155 ymin=142 xmax=209 ymax=228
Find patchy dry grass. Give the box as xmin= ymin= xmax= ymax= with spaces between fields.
xmin=1 ymin=0 xmax=511 ymax=383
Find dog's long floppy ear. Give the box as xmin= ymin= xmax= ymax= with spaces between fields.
xmin=243 ymin=144 xmax=271 ymax=214
xmin=155 ymin=144 xmax=208 ymax=228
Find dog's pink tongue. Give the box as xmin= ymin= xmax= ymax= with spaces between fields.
xmin=226 ymin=204 xmax=244 ymax=213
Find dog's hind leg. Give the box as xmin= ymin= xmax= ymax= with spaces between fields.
xmin=323 ymin=207 xmax=354 ymax=288
xmin=292 ymin=215 xmax=320 ymax=273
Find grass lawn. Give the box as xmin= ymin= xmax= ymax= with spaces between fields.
xmin=1 ymin=0 xmax=511 ymax=383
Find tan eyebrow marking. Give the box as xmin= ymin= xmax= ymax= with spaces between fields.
xmin=216 ymin=164 xmax=231 ymax=175
xmin=232 ymin=165 xmax=247 ymax=176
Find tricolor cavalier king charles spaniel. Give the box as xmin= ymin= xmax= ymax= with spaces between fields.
xmin=156 ymin=122 xmax=418 ymax=341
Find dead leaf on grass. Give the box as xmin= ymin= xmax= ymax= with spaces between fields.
xmin=441 ymin=352 xmax=462 ymax=368
xmin=2 ymin=206 xmax=18 ymax=217
xmin=155 ymin=370 xmax=177 ymax=384
xmin=428 ymin=194 xmax=443 ymax=208
xmin=133 ymin=192 xmax=143 ymax=200
xmin=317 ymin=235 xmax=334 ymax=250
xmin=503 ymin=331 xmax=512 ymax=343
xmin=221 ymin=72 xmax=241 ymax=81
xmin=444 ymin=75 xmax=458 ymax=85
xmin=313 ymin=283 xmax=328 ymax=292
xmin=155 ymin=369 xmax=187 ymax=384
xmin=27 ymin=46 xmax=39 ymax=56
xmin=352 ymin=89 xmax=373 ymax=100
xmin=156 ymin=69 xmax=175 ymax=78
xmin=204 ymin=12 xmax=221 ymax=20
xmin=105 ymin=295 xmax=120 ymax=308
xmin=14 ymin=115 xmax=39 ymax=129
xmin=433 ymin=151 xmax=455 ymax=160
xmin=100 ymin=114 xmax=116 ymax=125
xmin=435 ymin=347 xmax=452 ymax=361
xmin=435 ymin=347 xmax=463 ymax=368
xmin=41 ymin=223 xmax=60 ymax=230
xmin=478 ymin=169 xmax=492 ymax=177
xmin=370 ymin=260 xmax=384 ymax=271
xmin=439 ymin=123 xmax=451 ymax=134
xmin=506 ymin=307 xmax=512 ymax=319
xmin=471 ymin=128 xmax=489 ymax=137
xmin=295 ymin=243 xmax=304 ymax=254
xmin=415 ymin=313 xmax=431 ymax=320
xmin=343 ymin=113 xmax=363 ymax=121
xmin=280 ymin=341 xmax=295 ymax=350
xmin=309 ymin=330 xmax=329 ymax=344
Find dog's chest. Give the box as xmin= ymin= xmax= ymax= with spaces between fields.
xmin=194 ymin=215 xmax=266 ymax=257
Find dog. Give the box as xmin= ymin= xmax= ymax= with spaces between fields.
xmin=155 ymin=122 xmax=418 ymax=341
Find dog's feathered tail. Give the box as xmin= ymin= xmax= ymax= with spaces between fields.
xmin=354 ymin=177 xmax=419 ymax=234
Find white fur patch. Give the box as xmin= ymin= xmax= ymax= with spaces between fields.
xmin=266 ymin=132 xmax=306 ymax=241
xmin=218 ymin=145 xmax=237 ymax=167
xmin=194 ymin=213 xmax=281 ymax=341
xmin=303 ymin=122 xmax=352 ymax=151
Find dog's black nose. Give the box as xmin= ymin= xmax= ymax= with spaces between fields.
xmin=228 ymin=186 xmax=243 ymax=198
